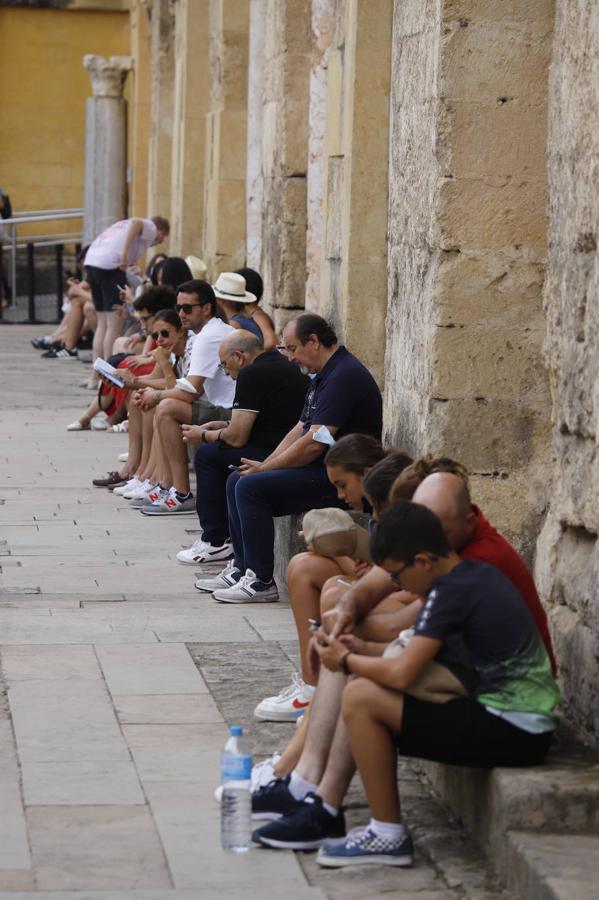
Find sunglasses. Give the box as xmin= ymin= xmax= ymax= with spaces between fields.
xmin=151 ymin=329 xmax=172 ymax=340
xmin=176 ymin=303 xmax=201 ymax=314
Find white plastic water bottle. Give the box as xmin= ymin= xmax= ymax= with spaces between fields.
xmin=220 ymin=725 xmax=252 ymax=852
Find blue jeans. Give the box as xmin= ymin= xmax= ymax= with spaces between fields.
xmin=194 ymin=441 xmax=269 ymax=545
xmin=226 ymin=464 xmax=341 ymax=582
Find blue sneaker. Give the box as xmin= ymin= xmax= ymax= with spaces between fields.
xmin=252 ymin=793 xmax=345 ymax=850
xmin=316 ymin=825 xmax=413 ymax=867
xmin=251 ymin=775 xmax=297 ymax=821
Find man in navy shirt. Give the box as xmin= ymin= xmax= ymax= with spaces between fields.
xmin=201 ymin=314 xmax=382 ymax=603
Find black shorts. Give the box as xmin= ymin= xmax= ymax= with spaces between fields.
xmin=86 ymin=265 xmax=127 ymax=312
xmin=396 ymin=696 xmax=554 ymax=768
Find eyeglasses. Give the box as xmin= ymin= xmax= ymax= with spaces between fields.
xmin=388 ymin=558 xmax=415 ymax=586
xmin=151 ymin=329 xmax=171 ymax=340
xmin=176 ymin=303 xmax=201 ymax=314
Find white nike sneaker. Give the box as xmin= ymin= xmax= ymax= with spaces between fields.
xmin=123 ymin=478 xmax=153 ymax=500
xmin=194 ymin=560 xmax=241 ymax=593
xmin=176 ymin=537 xmax=234 ymax=566
xmin=254 ymin=674 xmax=315 ymax=722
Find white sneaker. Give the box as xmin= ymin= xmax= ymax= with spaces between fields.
xmin=214 ymin=752 xmax=282 ymax=803
xmin=194 ymin=561 xmax=241 ymax=593
xmin=90 ymin=417 xmax=108 ymax=431
xmin=118 ymin=452 xmax=129 ymax=462
xmin=123 ymin=478 xmax=153 ymax=500
xmin=254 ymin=674 xmax=315 ymax=722
xmin=176 ymin=537 xmax=234 ymax=565
xmin=113 ymin=477 xmax=142 ymax=496
xmin=213 ymin=569 xmax=279 ymax=604
xmin=66 ymin=419 xmax=90 ymax=432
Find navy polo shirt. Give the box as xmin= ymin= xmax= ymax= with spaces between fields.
xmin=300 ymin=346 xmax=382 ymax=441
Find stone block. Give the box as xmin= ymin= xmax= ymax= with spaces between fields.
xmin=21 ymin=759 xmax=144 ymax=806
xmin=506 ymin=831 xmax=599 ymax=900
xmin=96 ymin=644 xmax=208 ymax=696
xmin=113 ymin=694 xmax=222 ymax=725
xmin=443 ymin=0 xmax=554 ymax=26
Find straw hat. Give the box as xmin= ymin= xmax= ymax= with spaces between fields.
xmin=185 ymin=255 xmax=207 ymax=280
xmin=213 ymin=272 xmax=257 ymax=304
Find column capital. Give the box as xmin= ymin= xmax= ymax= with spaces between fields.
xmin=83 ymin=54 xmax=133 ymax=98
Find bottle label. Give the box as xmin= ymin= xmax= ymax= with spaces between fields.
xmin=221 ymin=754 xmax=252 ymax=782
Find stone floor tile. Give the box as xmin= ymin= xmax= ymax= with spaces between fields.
xmin=1 ymin=644 xmax=102 ymax=682
xmin=21 ymin=758 xmax=145 ymax=806
xmin=114 ymin=693 xmax=222 ymax=725
xmin=0 ymin=781 xmax=31 ymax=870
xmin=0 ymin=870 xmax=36 ymax=891
xmin=27 ymin=806 xmax=172 ymax=890
xmin=122 ymin=723 xmax=227 ymax=782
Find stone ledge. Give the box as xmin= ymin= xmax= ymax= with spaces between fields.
xmin=506 ymin=831 xmax=599 ymax=900
xmin=419 ymin=737 xmax=599 ymax=887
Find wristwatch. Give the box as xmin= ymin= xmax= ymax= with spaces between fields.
xmin=339 ymin=652 xmax=352 ymax=676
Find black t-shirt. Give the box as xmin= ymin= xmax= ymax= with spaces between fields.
xmin=300 ymin=346 xmax=382 ymax=441
xmin=415 ymin=559 xmax=559 ymax=718
xmin=232 ymin=350 xmax=309 ymax=449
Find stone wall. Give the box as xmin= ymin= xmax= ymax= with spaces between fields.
xmin=384 ymin=0 xmax=554 ymax=559
xmin=146 ymin=0 xmax=174 ymax=252
xmin=535 ymin=0 xmax=599 ymax=744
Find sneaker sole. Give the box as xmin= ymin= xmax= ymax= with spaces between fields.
xmin=316 ymin=853 xmax=413 ymax=868
xmin=256 ymin=835 xmax=331 ymax=850
xmin=251 ymin=811 xmax=282 ymax=822
xmin=177 ymin=551 xmax=233 ymax=566
xmin=254 ymin=707 xmax=310 ymax=722
xmin=213 ymin=593 xmax=279 ymax=604
xmin=140 ymin=507 xmax=197 ymax=516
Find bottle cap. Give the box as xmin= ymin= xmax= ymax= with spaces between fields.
xmin=230 ymin=725 xmax=242 ymax=736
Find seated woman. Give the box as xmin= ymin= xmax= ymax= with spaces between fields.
xmin=314 ymin=500 xmax=560 ymax=868
xmin=234 ymin=267 xmax=277 ymax=350
xmin=254 ymin=435 xmax=412 ymax=723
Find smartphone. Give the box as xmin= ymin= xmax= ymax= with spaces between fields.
xmin=228 ymin=464 xmax=243 ymax=471
xmin=308 ymin=618 xmax=320 ymax=632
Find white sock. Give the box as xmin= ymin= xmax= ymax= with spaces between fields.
xmin=289 ymin=771 xmax=317 ymax=802
xmin=321 ymin=799 xmax=338 ymax=817
xmin=369 ymin=818 xmax=406 ymax=841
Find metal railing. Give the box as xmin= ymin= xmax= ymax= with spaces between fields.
xmin=1 ymin=209 xmax=84 ymax=323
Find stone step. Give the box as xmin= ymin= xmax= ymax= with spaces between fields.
xmin=506 ymin=831 xmax=599 ymax=900
xmin=421 ymin=737 xmax=599 ymax=884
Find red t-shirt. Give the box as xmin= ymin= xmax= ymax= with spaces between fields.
xmin=461 ymin=506 xmax=557 ymax=673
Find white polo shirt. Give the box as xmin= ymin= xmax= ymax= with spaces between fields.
xmin=187 ymin=317 xmax=235 ymax=408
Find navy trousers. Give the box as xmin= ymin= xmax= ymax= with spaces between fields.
xmin=226 ymin=463 xmax=341 ymax=582
xmin=194 ymin=441 xmax=269 ymax=546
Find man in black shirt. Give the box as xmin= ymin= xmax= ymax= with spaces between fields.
xmin=201 ymin=314 xmax=382 ymax=603
xmin=177 ymin=330 xmax=308 ymax=565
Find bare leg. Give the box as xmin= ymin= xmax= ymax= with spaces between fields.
xmin=273 ymin=711 xmax=310 ymax=778
xmin=63 ymin=297 xmax=85 ymax=350
xmin=125 ymin=402 xmax=144 ymax=475
xmin=83 ymin=300 xmax=97 ymax=335
xmin=316 ymin=714 xmax=356 ymax=810
xmin=138 ymin=407 xmax=155 ymax=475
xmin=293 ymin=667 xmax=347 ymax=785
xmin=146 ymin=423 xmax=170 ymax=486
xmin=93 ymin=312 xmax=107 ymax=362
xmin=287 ymin=553 xmax=349 ymax=685
xmin=154 ymin=399 xmax=193 ymax=493
xmin=342 ymin=677 xmax=404 ymax=823
xmin=103 ymin=311 xmax=123 ymax=358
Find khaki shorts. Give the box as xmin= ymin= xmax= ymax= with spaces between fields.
xmin=191 ymin=398 xmax=232 ymax=426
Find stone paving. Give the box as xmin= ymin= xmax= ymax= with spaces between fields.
xmin=0 ymin=326 xmax=508 ymax=900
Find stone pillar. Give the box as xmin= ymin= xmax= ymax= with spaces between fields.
xmin=535 ymin=0 xmax=599 ymax=744
xmin=383 ymin=0 xmax=553 ymax=557
xmin=83 ymin=54 xmax=132 ymax=243
xmin=316 ymin=0 xmax=392 ymax=384
xmin=305 ymin=0 xmax=336 ymax=310
xmin=129 ymin=1 xmax=151 ymax=217
xmin=260 ymin=0 xmax=311 ymax=331
xmin=169 ymin=0 xmax=210 ymax=256
xmin=246 ymin=0 xmax=266 ymax=271
xmin=147 ymin=0 xmax=175 ymax=248
xmin=203 ymin=0 xmax=250 ymax=278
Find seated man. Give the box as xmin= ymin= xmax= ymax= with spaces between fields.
xmin=251 ymin=470 xmax=557 ymax=850
xmin=136 ymin=279 xmax=235 ymax=514
xmin=177 ymin=330 xmax=308 ymax=565
xmin=312 ymin=500 xmax=559 ymax=867
xmin=203 ymin=313 xmax=383 ymax=603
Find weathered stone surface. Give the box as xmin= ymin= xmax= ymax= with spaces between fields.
xmin=507 ymin=831 xmax=599 ymax=900
xmin=535 ymin=0 xmax=599 ymax=744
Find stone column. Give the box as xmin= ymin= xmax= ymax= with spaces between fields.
xmin=383 ymin=0 xmax=553 ymax=557
xmin=259 ymin=0 xmax=311 ymax=330
xmin=169 ymin=0 xmax=210 ymax=256
xmin=129 ymin=1 xmax=151 ymax=217
xmin=147 ymin=0 xmax=175 ymax=247
xmin=83 ymin=54 xmax=132 ymax=243
xmin=246 ymin=0 xmax=266 ymax=271
xmin=305 ymin=0 xmax=336 ymax=310
xmin=535 ymin=0 xmax=599 ymax=744
xmin=203 ymin=0 xmax=250 ymax=278
xmin=317 ymin=0 xmax=393 ymax=383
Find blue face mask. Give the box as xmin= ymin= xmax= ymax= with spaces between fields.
xmin=308 ymin=372 xmax=317 ymax=380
